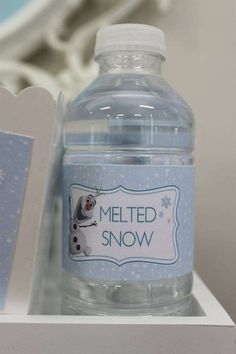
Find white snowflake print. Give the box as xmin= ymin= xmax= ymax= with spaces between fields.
xmin=161 ymin=195 xmax=171 ymax=209
xmin=0 ymin=169 xmax=6 ymax=184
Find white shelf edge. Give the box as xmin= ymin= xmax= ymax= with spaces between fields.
xmin=0 ymin=272 xmax=234 ymax=327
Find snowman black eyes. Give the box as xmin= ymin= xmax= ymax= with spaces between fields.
xmin=73 ymin=223 xmax=77 ymax=230
xmin=86 ymin=198 xmax=90 ymax=203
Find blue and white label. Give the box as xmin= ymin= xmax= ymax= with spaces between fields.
xmin=63 ymin=164 xmax=194 ymax=281
xmin=0 ymin=131 xmax=33 ymax=309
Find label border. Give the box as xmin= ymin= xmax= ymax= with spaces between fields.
xmin=68 ymin=183 xmax=180 ymax=266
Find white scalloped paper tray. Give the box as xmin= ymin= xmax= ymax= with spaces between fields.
xmin=0 ymin=87 xmax=62 ymax=314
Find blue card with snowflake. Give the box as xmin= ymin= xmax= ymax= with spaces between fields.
xmin=0 ymin=131 xmax=33 ymax=309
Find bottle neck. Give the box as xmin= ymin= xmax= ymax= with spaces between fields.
xmin=96 ymin=52 xmax=163 ymax=75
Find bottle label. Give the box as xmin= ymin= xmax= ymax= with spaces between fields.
xmin=63 ymin=164 xmax=194 ymax=281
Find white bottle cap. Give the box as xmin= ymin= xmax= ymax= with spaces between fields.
xmin=95 ymin=23 xmax=166 ymax=58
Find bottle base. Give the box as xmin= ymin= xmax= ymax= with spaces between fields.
xmin=61 ymin=272 xmax=193 ymax=316
xmin=61 ymin=294 xmax=193 ymax=316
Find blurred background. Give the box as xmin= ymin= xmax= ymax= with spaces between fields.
xmin=0 ymin=0 xmax=235 ymax=320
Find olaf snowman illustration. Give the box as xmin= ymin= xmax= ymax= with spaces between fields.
xmin=69 ymin=187 xmax=103 ymax=257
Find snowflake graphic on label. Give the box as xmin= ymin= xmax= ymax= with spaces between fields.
xmin=68 ymin=184 xmax=180 ymax=266
xmin=161 ymin=195 xmax=171 ymax=208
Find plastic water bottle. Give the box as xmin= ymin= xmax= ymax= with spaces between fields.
xmin=62 ymin=24 xmax=194 ymax=315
